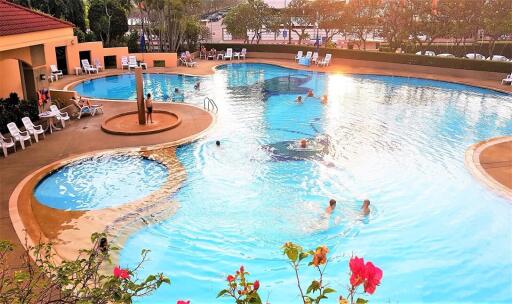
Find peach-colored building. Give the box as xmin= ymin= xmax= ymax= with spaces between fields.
xmin=0 ymin=0 xmax=177 ymax=100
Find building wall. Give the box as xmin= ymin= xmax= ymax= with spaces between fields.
xmin=0 ymin=59 xmax=23 ymax=99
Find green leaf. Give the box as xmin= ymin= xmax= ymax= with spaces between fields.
xmin=306 ymin=280 xmax=321 ymax=294
xmin=356 ymin=298 xmax=368 ymax=304
xmin=323 ymin=287 xmax=336 ymax=294
xmin=286 ymin=248 xmax=298 ymax=262
xmin=299 ymin=252 xmax=310 ymax=262
xmin=217 ymin=289 xmax=229 ymax=298
xmin=144 ymin=274 xmax=156 ymax=283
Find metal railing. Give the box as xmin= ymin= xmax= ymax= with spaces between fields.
xmin=203 ymin=97 xmax=218 ymax=113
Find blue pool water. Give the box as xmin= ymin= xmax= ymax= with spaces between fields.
xmin=94 ymin=64 xmax=512 ymax=303
xmin=34 ymin=154 xmax=168 ymax=210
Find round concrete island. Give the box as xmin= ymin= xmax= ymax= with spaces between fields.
xmin=101 ymin=110 xmax=182 ymax=135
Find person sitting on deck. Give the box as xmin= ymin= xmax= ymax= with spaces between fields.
xmin=71 ymin=93 xmax=93 ymax=107
xmin=200 ymin=46 xmax=207 ymax=58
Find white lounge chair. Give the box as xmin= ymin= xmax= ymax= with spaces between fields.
xmin=465 ymin=53 xmax=485 ymax=60
xmin=50 ymin=105 xmax=70 ymax=128
xmin=21 ymin=117 xmax=45 ymax=143
xmin=488 ymin=55 xmax=509 ymax=62
xmin=318 ymin=54 xmax=332 ymax=67
xmin=128 ymin=56 xmax=138 ymax=71
xmin=502 ymin=74 xmax=512 ymax=85
xmin=121 ymin=56 xmax=129 ymax=69
xmin=0 ymin=134 xmax=16 ymax=157
xmin=295 ymin=51 xmax=303 ymax=62
xmin=312 ymin=52 xmax=319 ymax=64
xmin=50 ymin=64 xmax=63 ymax=79
xmin=7 ymin=122 xmax=32 ymax=149
xmin=72 ymin=98 xmax=104 ymax=119
xmin=437 ymin=53 xmax=455 ymax=58
xmin=224 ymin=48 xmax=233 ymax=60
xmin=94 ymin=59 xmax=104 ymax=72
xmin=82 ymin=59 xmax=98 ymax=74
xmin=240 ymin=48 xmax=247 ymax=60
xmin=305 ymin=51 xmax=312 ymax=60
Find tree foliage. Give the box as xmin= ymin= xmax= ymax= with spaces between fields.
xmin=88 ymin=0 xmax=129 ymax=47
xmin=11 ymin=0 xmax=86 ymax=31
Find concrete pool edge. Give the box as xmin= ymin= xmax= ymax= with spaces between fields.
xmin=8 ymin=107 xmax=216 ymax=262
xmin=465 ymin=136 xmax=512 ymax=201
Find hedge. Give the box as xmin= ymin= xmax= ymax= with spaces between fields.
xmin=203 ymin=43 xmax=512 ymax=73
xmin=402 ymin=42 xmax=512 ymax=59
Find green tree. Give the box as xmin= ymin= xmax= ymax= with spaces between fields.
xmin=345 ymin=0 xmax=382 ymax=50
xmin=482 ymin=0 xmax=512 ymax=57
xmin=283 ymin=0 xmax=316 ymax=45
xmin=381 ymin=0 xmax=413 ymax=51
xmin=315 ymin=0 xmax=346 ymax=46
xmin=88 ymin=0 xmax=129 ymax=47
xmin=407 ymin=0 xmax=446 ymax=53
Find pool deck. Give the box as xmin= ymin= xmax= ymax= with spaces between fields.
xmin=2 ymin=57 xmax=511 ymax=259
xmin=466 ymin=137 xmax=512 ymax=200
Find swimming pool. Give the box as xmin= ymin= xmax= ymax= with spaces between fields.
xmin=34 ymin=154 xmax=168 ymax=210
xmin=106 ymin=64 xmax=512 ymax=303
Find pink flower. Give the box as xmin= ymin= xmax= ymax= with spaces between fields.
xmin=240 ymin=265 xmax=245 ymax=273
xmin=113 ymin=266 xmax=130 ymax=280
xmin=253 ymin=280 xmax=260 ymax=291
xmin=177 ymin=301 xmax=190 ymax=304
xmin=363 ymin=262 xmax=383 ymax=294
xmin=227 ymin=275 xmax=235 ymax=282
xmin=349 ymin=256 xmax=365 ymax=287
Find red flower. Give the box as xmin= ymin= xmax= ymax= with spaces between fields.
xmin=349 ymin=256 xmax=365 ymax=287
xmin=363 ymin=262 xmax=383 ymax=294
xmin=253 ymin=280 xmax=260 ymax=291
xmin=177 ymin=301 xmax=190 ymax=304
xmin=227 ymin=275 xmax=235 ymax=282
xmin=113 ymin=266 xmax=130 ymax=279
xmin=240 ymin=265 xmax=245 ymax=273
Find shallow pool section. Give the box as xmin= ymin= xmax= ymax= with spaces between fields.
xmin=34 ymin=154 xmax=168 ymax=210
xmin=113 ymin=63 xmax=512 ymax=304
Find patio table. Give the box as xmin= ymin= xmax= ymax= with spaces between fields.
xmin=39 ymin=111 xmax=61 ymax=133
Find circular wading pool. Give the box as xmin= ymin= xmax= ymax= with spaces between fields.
xmin=34 ymin=154 xmax=168 ymax=210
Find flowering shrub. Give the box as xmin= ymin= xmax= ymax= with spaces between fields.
xmin=0 ymin=233 xmax=170 ymax=304
xmin=282 ymin=242 xmax=336 ymax=304
xmin=217 ymin=265 xmax=262 ymax=304
xmin=339 ymin=256 xmax=383 ymax=304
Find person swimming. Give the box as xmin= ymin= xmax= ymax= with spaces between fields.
xmin=361 ymin=199 xmax=370 ymax=215
xmin=194 ymin=82 xmax=200 ymax=90
xmin=307 ymin=89 xmax=314 ymax=97
xmin=321 ymin=95 xmax=328 ymax=104
xmin=216 ymin=140 xmax=221 ymax=146
xmin=299 ymin=139 xmax=307 ymax=148
xmin=325 ymin=199 xmax=336 ymax=214
xmin=296 ymin=96 xmax=303 ymax=103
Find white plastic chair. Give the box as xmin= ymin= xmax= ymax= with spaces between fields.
xmin=240 ymin=48 xmax=247 ymax=60
xmin=295 ymin=51 xmax=303 ymax=62
xmin=224 ymin=48 xmax=233 ymax=60
xmin=502 ymin=74 xmax=512 ymax=85
xmin=21 ymin=117 xmax=45 ymax=143
xmin=50 ymin=105 xmax=70 ymax=128
xmin=121 ymin=56 xmax=129 ymax=69
xmin=437 ymin=53 xmax=455 ymax=58
xmin=312 ymin=52 xmax=319 ymax=64
xmin=0 ymin=134 xmax=16 ymax=157
xmin=305 ymin=51 xmax=312 ymax=60
xmin=318 ymin=54 xmax=332 ymax=67
xmin=128 ymin=56 xmax=138 ymax=70
xmin=72 ymin=98 xmax=103 ymax=119
xmin=7 ymin=122 xmax=32 ymax=149
xmin=94 ymin=59 xmax=104 ymax=72
xmin=82 ymin=59 xmax=98 ymax=74
xmin=50 ymin=65 xmax=63 ymax=79
xmin=465 ymin=53 xmax=485 ymax=60
xmin=488 ymin=55 xmax=509 ymax=62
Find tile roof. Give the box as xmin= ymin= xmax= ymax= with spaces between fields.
xmin=0 ymin=0 xmax=73 ymax=36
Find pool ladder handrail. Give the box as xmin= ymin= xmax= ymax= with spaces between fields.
xmin=203 ymin=97 xmax=218 ymax=113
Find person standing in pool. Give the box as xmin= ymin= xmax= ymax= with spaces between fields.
xmin=361 ymin=199 xmax=370 ymax=215
xmin=145 ymin=93 xmax=153 ymax=124
xmin=325 ymin=199 xmax=336 ymax=214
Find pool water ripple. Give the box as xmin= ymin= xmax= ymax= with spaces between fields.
xmin=97 ymin=63 xmax=512 ymax=303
